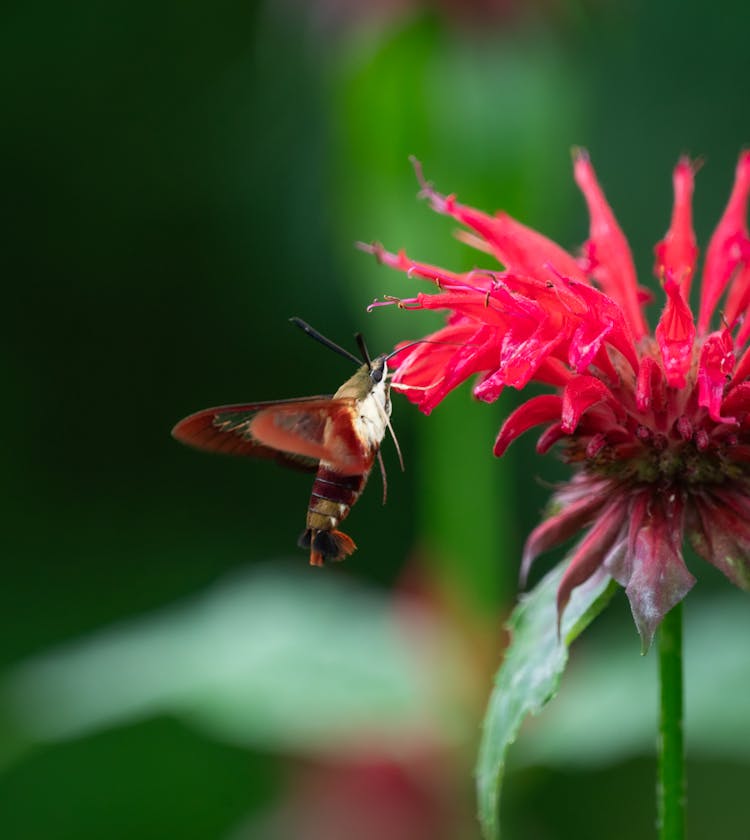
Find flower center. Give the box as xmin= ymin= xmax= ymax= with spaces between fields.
xmin=568 ymin=353 xmax=748 ymax=489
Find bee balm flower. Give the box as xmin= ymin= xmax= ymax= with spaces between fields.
xmin=363 ymin=151 xmax=750 ymax=647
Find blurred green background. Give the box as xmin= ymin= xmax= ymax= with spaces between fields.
xmin=5 ymin=0 xmax=750 ymax=837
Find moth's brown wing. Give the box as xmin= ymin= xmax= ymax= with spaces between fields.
xmin=171 ymin=397 xmax=367 ymax=474
xmin=249 ymin=398 xmax=370 ymax=475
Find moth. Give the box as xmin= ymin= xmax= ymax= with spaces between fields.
xmin=171 ymin=318 xmax=401 ymax=566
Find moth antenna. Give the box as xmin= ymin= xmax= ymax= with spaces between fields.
xmin=289 ymin=317 xmax=361 ymax=366
xmin=355 ymin=332 xmax=372 ymax=368
xmin=386 ymin=416 xmax=405 ymax=473
xmin=377 ymin=448 xmax=388 ymax=505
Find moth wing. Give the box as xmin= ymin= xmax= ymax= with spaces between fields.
xmin=172 ymin=397 xmax=368 ymax=474
xmin=172 ymin=397 xmax=329 ymax=472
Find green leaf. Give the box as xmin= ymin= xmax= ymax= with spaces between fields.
xmin=476 ymin=563 xmax=616 ymax=840
xmin=0 ymin=565 xmax=473 ymax=769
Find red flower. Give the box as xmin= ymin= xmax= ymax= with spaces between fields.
xmin=363 ymin=151 xmax=750 ymax=647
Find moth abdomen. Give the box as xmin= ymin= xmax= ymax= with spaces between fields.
xmin=311 ymin=470 xmax=364 ymax=507
xmin=300 ymin=467 xmax=369 ymax=565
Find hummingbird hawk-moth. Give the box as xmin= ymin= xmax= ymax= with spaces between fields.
xmin=171 ymin=318 xmax=400 ymax=566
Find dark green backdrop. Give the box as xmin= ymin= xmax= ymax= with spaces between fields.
xmin=4 ymin=1 xmax=750 ymax=837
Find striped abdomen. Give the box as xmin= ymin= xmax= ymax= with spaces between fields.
xmin=298 ymin=463 xmax=373 ymax=566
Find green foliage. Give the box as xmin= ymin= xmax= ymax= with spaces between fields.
xmin=476 ymin=563 xmax=616 ymax=840
xmin=1 ymin=566 xmax=471 ymax=767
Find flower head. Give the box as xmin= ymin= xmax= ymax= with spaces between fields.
xmin=363 ymin=151 xmax=750 ymax=647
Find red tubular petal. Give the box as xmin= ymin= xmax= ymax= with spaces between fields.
xmin=698 ymin=150 xmax=750 ymax=334
xmin=497 ymin=321 xmax=567 ymax=389
xmin=573 ymin=149 xmax=648 ymax=341
xmin=574 ymin=403 xmax=626 ymax=436
xmin=534 ymin=358 xmax=576 ymax=387
xmin=588 ymin=344 xmax=620 ymax=383
xmin=561 ymin=376 xmax=619 ymax=433
xmin=568 ymin=318 xmax=614 ymax=373
xmin=536 ymin=422 xmax=566 ymax=454
xmin=654 ymin=158 xmax=698 ymax=299
xmin=727 ymin=263 xmax=750 ymax=343
xmin=473 ymin=369 xmax=505 ymax=403
xmin=720 ymin=382 xmax=750 ymax=418
xmin=412 ymin=168 xmax=587 ymax=285
xmin=359 ymin=243 xmax=467 ymax=289
xmin=730 ymin=344 xmax=750 ymax=386
xmin=465 ymin=210 xmax=588 ymax=284
xmin=625 ymin=491 xmax=695 ymax=651
xmin=493 ymin=394 xmax=563 ymax=456
xmin=635 ymin=357 xmax=655 ymax=411
xmin=697 ymin=328 xmax=737 ymax=423
xmin=635 ymin=356 xmax=667 ymax=413
xmin=393 ymin=323 xmax=501 ymax=414
xmin=559 ymin=276 xmax=639 ymax=374
xmin=654 ymin=276 xmax=696 ymax=388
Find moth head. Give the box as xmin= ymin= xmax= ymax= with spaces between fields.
xmin=369 ymin=355 xmax=389 ymax=386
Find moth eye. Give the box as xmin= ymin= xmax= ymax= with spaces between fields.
xmin=370 ymin=367 xmax=384 ymax=383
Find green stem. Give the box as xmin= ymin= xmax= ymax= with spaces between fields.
xmin=657 ymin=602 xmax=685 ymax=840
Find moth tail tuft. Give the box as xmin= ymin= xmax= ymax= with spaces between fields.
xmin=299 ymin=528 xmax=357 ymax=565
xmin=329 ymin=529 xmax=357 ymax=560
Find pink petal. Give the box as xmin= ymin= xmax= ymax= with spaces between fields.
xmin=730 ymin=343 xmax=750 ymax=386
xmin=697 ymin=328 xmax=737 ymax=423
xmin=472 ymin=369 xmax=505 ymax=403
xmin=653 ymin=158 xmax=698 ymax=299
xmin=536 ymin=422 xmax=566 ymax=454
xmin=698 ymin=150 xmax=750 ymax=334
xmin=573 ymin=149 xmax=648 ymax=341
xmin=411 ymin=160 xmax=587 ymax=285
xmin=635 ymin=356 xmax=667 ymax=413
xmin=534 ymin=358 xmax=576 ymax=388
xmin=493 ymin=394 xmax=563 ymax=456
xmin=720 ymin=382 xmax=750 ymax=418
xmin=726 ymin=263 xmax=750 ymax=344
xmin=654 ymin=276 xmax=696 ymax=388
xmin=561 ymin=376 xmax=620 ymax=433
xmin=568 ymin=317 xmax=614 ymax=374
xmin=495 ymin=320 xmax=566 ymax=390
xmin=358 ymin=242 xmax=467 ymax=289
xmin=558 ymin=275 xmax=639 ymax=374
xmin=392 ymin=322 xmax=500 ymax=414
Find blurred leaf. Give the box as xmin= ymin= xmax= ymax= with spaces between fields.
xmin=476 ymin=563 xmax=616 ymax=840
xmin=515 ymin=591 xmax=750 ymax=769
xmin=0 ymin=564 xmax=473 ymax=769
